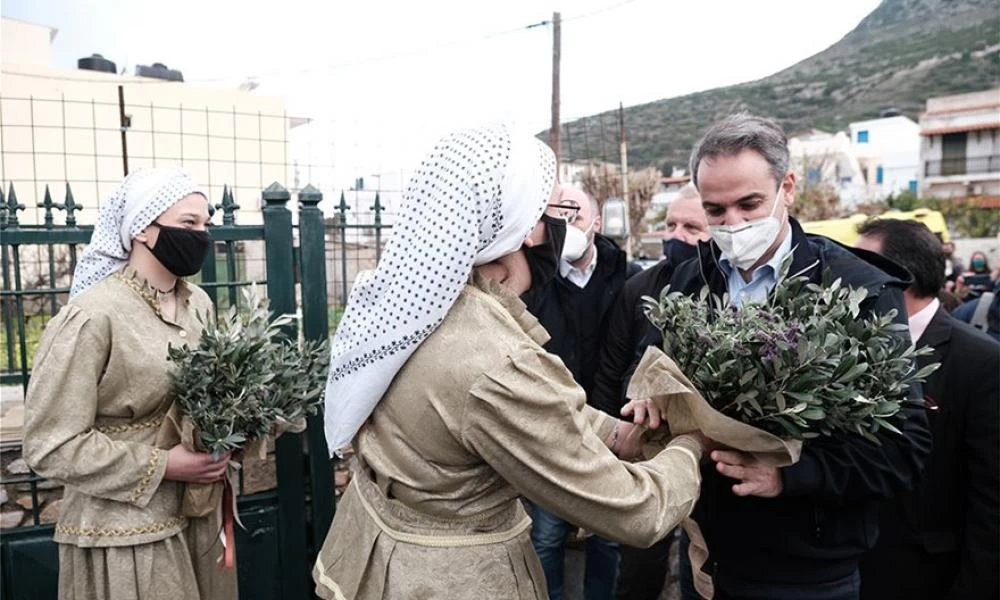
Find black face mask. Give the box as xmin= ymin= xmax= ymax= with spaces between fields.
xmin=662 ymin=238 xmax=700 ymax=267
xmin=145 ymin=222 xmax=211 ymax=277
xmin=522 ymin=214 xmax=567 ymax=295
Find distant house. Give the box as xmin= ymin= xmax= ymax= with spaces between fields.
xmin=788 ymin=129 xmax=868 ymax=208
xmin=848 ymin=115 xmax=921 ymax=200
xmin=918 ymin=89 xmax=1000 ymax=207
xmin=648 ymin=170 xmax=692 ymax=214
xmin=558 ymin=159 xmax=615 ymax=188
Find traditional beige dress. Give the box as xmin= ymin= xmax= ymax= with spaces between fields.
xmin=313 ymin=273 xmax=702 ymax=600
xmin=23 ymin=267 xmax=238 ymax=600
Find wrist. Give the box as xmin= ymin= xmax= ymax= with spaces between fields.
xmin=608 ymin=423 xmax=622 ymax=455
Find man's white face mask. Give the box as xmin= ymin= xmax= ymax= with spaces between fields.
xmin=709 ymin=186 xmax=785 ymax=270
xmin=561 ymin=216 xmax=596 ymax=263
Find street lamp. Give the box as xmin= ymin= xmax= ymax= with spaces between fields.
xmin=602 ymin=196 xmax=628 ymax=239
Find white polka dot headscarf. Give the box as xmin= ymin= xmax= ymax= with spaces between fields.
xmin=323 ymin=124 xmax=557 ymax=453
xmin=70 ymin=168 xmax=206 ymax=298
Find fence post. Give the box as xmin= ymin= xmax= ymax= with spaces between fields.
xmin=297 ymin=184 xmax=335 ymax=550
xmin=336 ymin=192 xmax=350 ymax=305
xmin=262 ymin=182 xmax=310 ymax=599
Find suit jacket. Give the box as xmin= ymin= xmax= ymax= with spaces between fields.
xmin=861 ymin=307 xmax=1000 ymax=600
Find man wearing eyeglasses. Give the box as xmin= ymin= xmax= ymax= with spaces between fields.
xmin=525 ymin=185 xmax=641 ymax=600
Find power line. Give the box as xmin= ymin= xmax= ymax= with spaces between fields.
xmin=1 ymin=69 xmax=173 ymax=85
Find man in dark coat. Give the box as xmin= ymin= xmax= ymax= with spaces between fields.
xmin=524 ymin=185 xmax=639 ymax=600
xmin=630 ymin=114 xmax=931 ymax=600
xmin=589 ymin=185 xmax=709 ymax=600
xmin=856 ymin=219 xmax=999 ymax=600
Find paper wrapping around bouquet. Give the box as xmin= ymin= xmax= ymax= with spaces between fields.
xmin=627 ymin=346 xmax=804 ymax=599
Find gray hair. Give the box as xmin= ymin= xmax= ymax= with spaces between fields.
xmin=674 ymin=183 xmax=701 ymax=202
xmin=689 ymin=114 xmax=789 ymax=190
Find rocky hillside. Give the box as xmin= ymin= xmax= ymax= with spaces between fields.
xmin=548 ymin=0 xmax=1000 ymax=171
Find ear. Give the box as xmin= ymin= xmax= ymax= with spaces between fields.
xmin=593 ymin=215 xmax=603 ymax=234
xmin=134 ymin=229 xmax=150 ymax=244
xmin=781 ymin=172 xmax=797 ymax=207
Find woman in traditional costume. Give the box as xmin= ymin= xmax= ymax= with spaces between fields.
xmin=314 ymin=125 xmax=706 ymax=599
xmin=23 ymin=168 xmax=238 ymax=600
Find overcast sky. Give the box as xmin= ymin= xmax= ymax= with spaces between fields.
xmin=3 ymin=0 xmax=882 ymax=186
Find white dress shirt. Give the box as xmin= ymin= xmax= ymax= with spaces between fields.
xmin=559 ymin=248 xmax=598 ymax=288
xmin=908 ymin=297 xmax=940 ymax=343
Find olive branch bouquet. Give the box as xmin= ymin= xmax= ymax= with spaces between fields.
xmin=166 ymin=285 xmax=329 ymax=459
xmin=643 ymin=254 xmax=938 ymax=443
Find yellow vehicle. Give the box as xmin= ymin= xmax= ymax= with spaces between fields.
xmin=801 ymin=208 xmax=950 ymax=246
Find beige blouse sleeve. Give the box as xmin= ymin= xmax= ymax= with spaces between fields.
xmin=461 ymin=347 xmax=702 ymax=548
xmin=22 ymin=305 xmax=167 ymax=508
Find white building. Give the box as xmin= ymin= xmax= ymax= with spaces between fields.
xmin=788 ymin=129 xmax=868 ymax=208
xmin=1 ymin=17 xmax=293 ymax=227
xmin=918 ymin=89 xmax=1000 ymax=205
xmin=848 ymin=115 xmax=921 ymax=200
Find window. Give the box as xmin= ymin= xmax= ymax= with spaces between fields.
xmin=840 ymin=176 xmax=853 ymax=184
xmin=807 ymin=168 xmax=821 ymax=183
xmin=876 ymin=166 xmax=884 ymax=184
xmin=908 ymin=180 xmax=918 ymax=194
xmin=857 ymin=130 xmax=869 ymax=143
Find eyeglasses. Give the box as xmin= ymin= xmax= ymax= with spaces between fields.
xmin=545 ymin=202 xmax=581 ymax=223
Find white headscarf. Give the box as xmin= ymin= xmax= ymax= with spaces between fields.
xmin=70 ymin=168 xmax=205 ymax=298
xmin=324 ymin=124 xmax=557 ymax=453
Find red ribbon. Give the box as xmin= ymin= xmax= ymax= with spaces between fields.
xmin=221 ymin=478 xmax=236 ymax=570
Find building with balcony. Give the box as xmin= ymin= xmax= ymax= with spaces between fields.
xmin=919 ymin=89 xmax=1000 ymax=206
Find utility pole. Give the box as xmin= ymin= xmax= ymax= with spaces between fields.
xmin=619 ymin=102 xmax=632 ymax=259
xmin=549 ymin=12 xmax=561 ymax=169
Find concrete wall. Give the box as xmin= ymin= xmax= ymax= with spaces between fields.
xmin=954 ymin=237 xmax=1000 ymax=270
xmin=967 ymin=128 xmax=999 ymax=158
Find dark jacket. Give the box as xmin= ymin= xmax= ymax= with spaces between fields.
xmin=861 ymin=308 xmax=1000 ymax=600
xmin=590 ymin=240 xmax=698 ymax=416
xmin=664 ymin=218 xmax=932 ymax=587
xmin=525 ymin=234 xmax=639 ymax=400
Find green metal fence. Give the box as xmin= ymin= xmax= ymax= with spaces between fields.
xmin=0 ymin=180 xmax=337 ymax=599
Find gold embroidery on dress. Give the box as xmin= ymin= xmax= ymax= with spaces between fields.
xmin=114 ymin=271 xmax=163 ymax=318
xmin=55 ymin=516 xmax=186 ymax=538
xmin=129 ymin=448 xmax=163 ymax=505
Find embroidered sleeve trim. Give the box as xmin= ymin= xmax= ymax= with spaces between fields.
xmin=130 ymin=448 xmax=163 ymax=505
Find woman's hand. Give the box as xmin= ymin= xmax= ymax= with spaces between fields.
xmin=620 ymin=397 xmax=664 ymax=429
xmin=164 ymin=445 xmax=230 ymax=483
